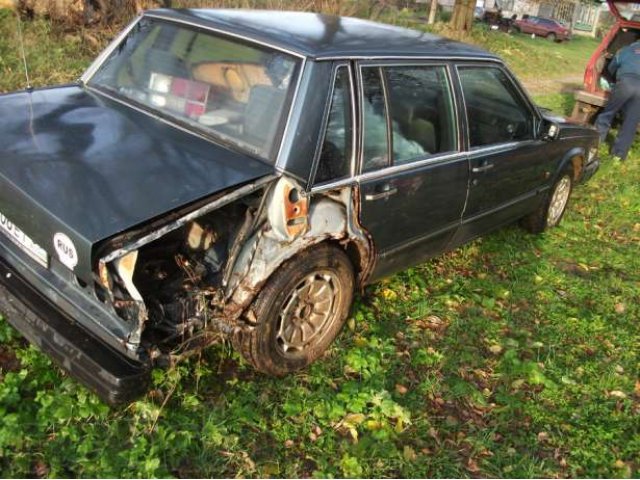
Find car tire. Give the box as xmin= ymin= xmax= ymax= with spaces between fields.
xmin=232 ymin=243 xmax=355 ymax=376
xmin=521 ymin=171 xmax=573 ymax=234
xmin=547 ymin=33 xmax=557 ymax=42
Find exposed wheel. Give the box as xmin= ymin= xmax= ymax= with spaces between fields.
xmin=547 ymin=33 xmax=557 ymax=42
xmin=520 ymin=171 xmax=573 ymax=233
xmin=232 ymin=243 xmax=355 ymax=376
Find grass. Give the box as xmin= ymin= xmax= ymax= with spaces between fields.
xmin=0 ymin=8 xmax=639 ymax=479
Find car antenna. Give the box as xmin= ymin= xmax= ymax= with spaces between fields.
xmin=15 ymin=12 xmax=33 ymax=91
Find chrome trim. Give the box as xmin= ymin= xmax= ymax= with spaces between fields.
xmin=357 ymin=151 xmax=468 ymax=183
xmin=275 ymin=56 xmax=308 ymax=169
xmin=472 ymin=163 xmax=494 ymax=173
xmin=467 ymin=141 xmax=521 ymax=158
xmin=144 ymin=12 xmax=306 ymax=59
xmin=365 ymin=187 xmax=397 ymax=201
xmin=379 ymin=67 xmax=394 ymax=168
xmin=311 ymin=177 xmax=356 ymax=194
xmin=443 ymin=64 xmax=462 ymax=152
xmin=315 ymin=55 xmax=502 ymax=63
xmin=347 ymin=63 xmax=357 ymax=178
xmin=81 ymin=15 xmax=142 ymax=84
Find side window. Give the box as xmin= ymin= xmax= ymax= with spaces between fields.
xmin=458 ymin=66 xmax=534 ymax=148
xmin=361 ymin=67 xmax=390 ymax=173
xmin=315 ymin=67 xmax=353 ymax=184
xmin=384 ymin=66 xmax=457 ymax=165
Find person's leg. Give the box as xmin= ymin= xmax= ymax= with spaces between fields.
xmin=612 ymin=85 xmax=640 ymax=160
xmin=595 ymin=81 xmax=632 ymax=142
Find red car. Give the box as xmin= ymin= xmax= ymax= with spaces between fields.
xmin=572 ymin=1 xmax=640 ymax=123
xmin=514 ymin=16 xmax=571 ymax=41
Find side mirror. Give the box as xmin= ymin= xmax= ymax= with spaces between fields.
xmin=541 ymin=121 xmax=560 ymax=141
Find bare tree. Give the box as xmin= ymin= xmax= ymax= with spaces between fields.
xmin=450 ymin=0 xmax=475 ymax=32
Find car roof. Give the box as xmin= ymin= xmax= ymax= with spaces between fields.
xmin=146 ymin=9 xmax=500 ymax=61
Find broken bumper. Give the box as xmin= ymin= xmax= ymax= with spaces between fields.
xmin=0 ymin=242 xmax=150 ymax=405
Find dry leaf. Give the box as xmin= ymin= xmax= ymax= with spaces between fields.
xmin=609 ymin=390 xmax=627 ymax=399
xmin=395 ymin=384 xmax=408 ymax=395
xmin=403 ymin=445 xmax=417 ymax=462
xmin=466 ymin=458 xmax=481 ymax=473
xmin=537 ymin=431 xmax=549 ymax=442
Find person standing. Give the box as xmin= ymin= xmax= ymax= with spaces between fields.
xmin=595 ymin=39 xmax=640 ymax=162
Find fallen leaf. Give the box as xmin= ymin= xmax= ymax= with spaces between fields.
xmin=403 ymin=445 xmax=417 ymax=462
xmin=537 ymin=431 xmax=549 ymax=442
xmin=614 ymin=303 xmax=626 ymax=314
xmin=609 ymin=390 xmax=627 ymax=399
xmin=466 ymin=458 xmax=481 ymax=473
xmin=615 ymin=365 xmax=624 ymax=374
xmin=489 ymin=344 xmax=503 ymax=355
xmin=395 ymin=384 xmax=408 ymax=395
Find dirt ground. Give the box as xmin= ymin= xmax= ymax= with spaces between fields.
xmin=522 ymin=73 xmax=584 ymax=96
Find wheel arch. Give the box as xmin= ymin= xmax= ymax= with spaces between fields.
xmin=223 ymin=179 xmax=373 ymax=320
xmin=557 ymin=147 xmax=585 ymax=182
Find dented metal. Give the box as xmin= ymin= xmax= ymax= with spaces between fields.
xmin=95 ymin=174 xmax=372 ymax=359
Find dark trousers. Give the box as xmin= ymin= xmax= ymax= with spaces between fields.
xmin=595 ymin=76 xmax=640 ymax=160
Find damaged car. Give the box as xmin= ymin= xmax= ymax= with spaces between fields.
xmin=0 ymin=9 xmax=600 ymax=404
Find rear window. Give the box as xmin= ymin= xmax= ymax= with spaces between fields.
xmin=89 ymin=18 xmax=301 ymax=161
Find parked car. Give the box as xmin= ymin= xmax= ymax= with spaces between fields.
xmin=514 ymin=15 xmax=572 ymax=41
xmin=0 ymin=9 xmax=600 ymax=404
xmin=572 ymin=0 xmax=640 ymax=123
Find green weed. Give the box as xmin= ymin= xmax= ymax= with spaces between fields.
xmin=0 ymin=10 xmax=638 ymax=479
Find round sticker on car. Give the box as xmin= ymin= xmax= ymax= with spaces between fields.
xmin=53 ymin=232 xmax=78 ymax=270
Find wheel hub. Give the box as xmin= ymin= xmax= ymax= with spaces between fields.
xmin=547 ymin=176 xmax=571 ymax=227
xmin=276 ymin=271 xmax=340 ymax=354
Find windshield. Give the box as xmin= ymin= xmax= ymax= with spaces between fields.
xmin=89 ymin=18 xmax=301 ymax=161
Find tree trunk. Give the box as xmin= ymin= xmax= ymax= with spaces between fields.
xmin=428 ymin=0 xmax=438 ymax=24
xmin=450 ymin=0 xmax=475 ymax=32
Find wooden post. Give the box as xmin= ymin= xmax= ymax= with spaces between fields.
xmin=451 ymin=0 xmax=475 ymax=32
xmin=428 ymin=0 xmax=438 ymax=24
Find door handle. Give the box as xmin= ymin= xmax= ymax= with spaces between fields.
xmin=365 ymin=186 xmax=398 ymax=201
xmin=472 ymin=163 xmax=495 ymax=173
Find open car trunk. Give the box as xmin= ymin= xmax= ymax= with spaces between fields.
xmin=571 ymin=0 xmax=640 ymax=122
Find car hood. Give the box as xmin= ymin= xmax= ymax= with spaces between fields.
xmin=0 ymin=85 xmax=273 ymax=281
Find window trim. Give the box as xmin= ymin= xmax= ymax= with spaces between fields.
xmin=357 ymin=60 xmax=461 ymax=175
xmin=309 ymin=62 xmax=357 ymax=188
xmin=454 ymin=63 xmax=542 ymax=151
xmin=357 ymin=65 xmax=392 ymax=174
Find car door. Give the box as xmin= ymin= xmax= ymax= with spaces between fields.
xmin=450 ymin=63 xmax=555 ymax=244
xmin=356 ymin=62 xmax=469 ymax=281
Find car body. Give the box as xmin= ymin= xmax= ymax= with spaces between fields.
xmin=514 ymin=16 xmax=571 ymax=41
xmin=572 ymin=0 xmax=640 ymax=123
xmin=0 ymin=9 xmax=600 ymax=404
